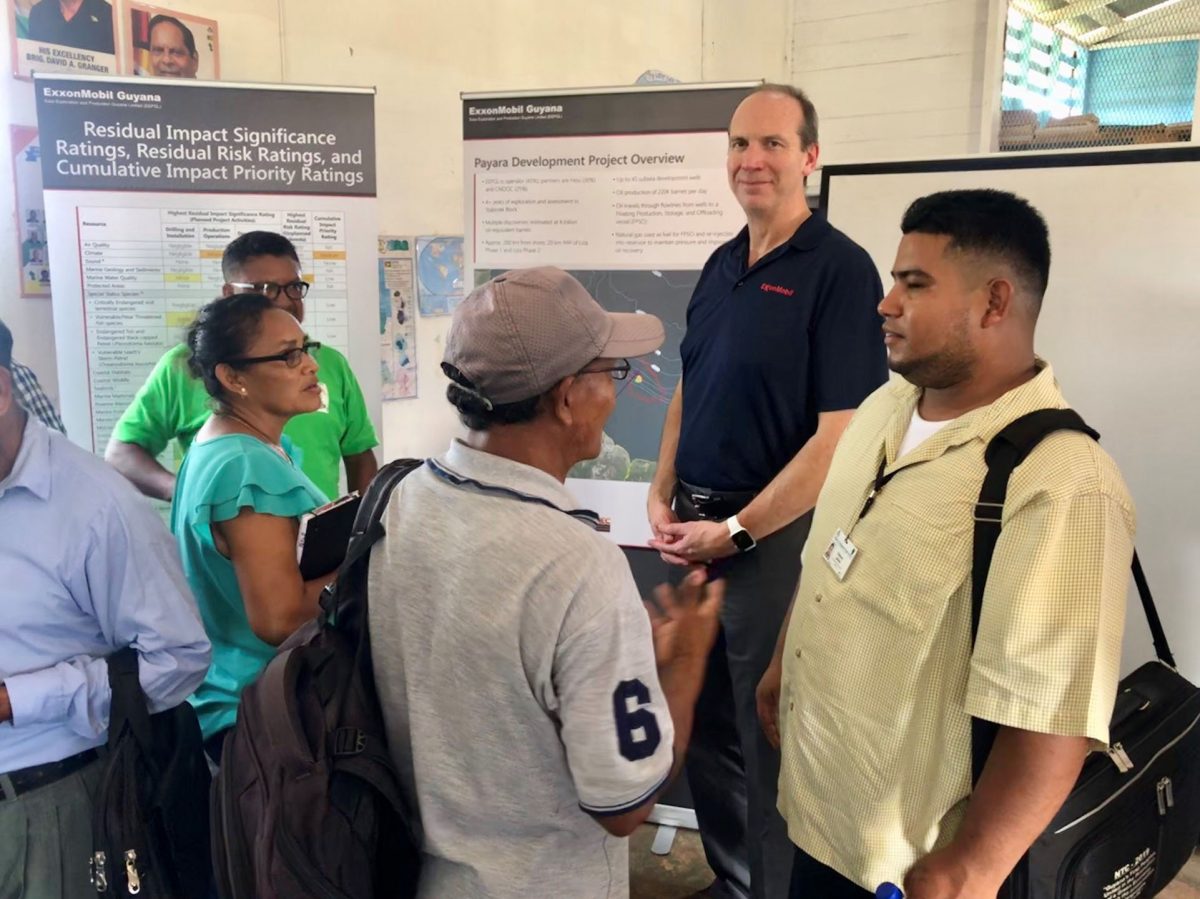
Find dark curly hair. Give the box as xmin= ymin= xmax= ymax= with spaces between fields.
xmin=185 ymin=293 xmax=275 ymax=402
xmin=901 ymin=189 xmax=1051 ymax=314
xmin=221 ymin=231 xmax=300 ymax=281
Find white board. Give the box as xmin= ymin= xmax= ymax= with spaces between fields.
xmin=821 ymin=146 xmax=1200 ymax=683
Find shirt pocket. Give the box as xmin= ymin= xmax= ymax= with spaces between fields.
xmin=845 ymin=494 xmax=973 ymax=635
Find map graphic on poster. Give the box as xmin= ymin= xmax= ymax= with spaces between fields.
xmin=416 ymin=235 xmax=464 ymax=316
xmin=378 ymin=235 xmax=417 ymax=400
xmin=10 ymin=125 xmax=50 ymax=297
xmin=478 ymin=267 xmax=697 ymax=483
xmin=570 ymin=269 xmax=693 ymax=482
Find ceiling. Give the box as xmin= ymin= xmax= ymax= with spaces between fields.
xmin=1013 ymin=0 xmax=1200 ymax=48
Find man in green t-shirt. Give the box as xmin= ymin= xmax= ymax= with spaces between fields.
xmin=105 ymin=231 xmax=378 ymax=501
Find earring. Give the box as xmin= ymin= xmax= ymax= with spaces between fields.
xmin=241 ymin=388 xmax=248 ymax=396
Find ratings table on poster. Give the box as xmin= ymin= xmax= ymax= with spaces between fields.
xmin=78 ymin=206 xmax=349 ymax=445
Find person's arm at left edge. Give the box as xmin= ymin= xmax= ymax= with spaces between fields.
xmin=649 ymin=250 xmax=886 ymax=563
xmin=332 ymin=349 xmax=379 ymax=494
xmin=0 ymin=485 xmax=210 ymax=733
xmin=344 ymin=449 xmax=378 ymax=495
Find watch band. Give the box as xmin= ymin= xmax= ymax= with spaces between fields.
xmin=726 ymin=515 xmax=757 ymax=553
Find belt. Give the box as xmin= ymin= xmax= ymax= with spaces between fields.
xmin=675 ymin=479 xmax=758 ymax=521
xmin=0 ymin=747 xmax=101 ymax=802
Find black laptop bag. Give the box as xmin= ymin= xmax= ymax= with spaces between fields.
xmin=972 ymin=409 xmax=1200 ymax=899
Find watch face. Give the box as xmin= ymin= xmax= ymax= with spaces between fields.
xmin=732 ymin=529 xmax=756 ymax=552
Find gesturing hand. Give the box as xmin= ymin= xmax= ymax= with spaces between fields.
xmin=646 ymin=570 xmax=724 ymax=670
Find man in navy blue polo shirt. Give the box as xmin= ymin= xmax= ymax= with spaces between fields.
xmin=648 ymin=84 xmax=887 ymax=899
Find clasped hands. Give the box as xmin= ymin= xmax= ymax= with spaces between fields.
xmin=646 ymin=493 xmax=734 ymax=566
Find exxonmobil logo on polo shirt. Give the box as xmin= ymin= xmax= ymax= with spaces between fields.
xmin=760 ymin=282 xmax=795 ymax=297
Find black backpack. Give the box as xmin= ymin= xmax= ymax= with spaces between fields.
xmin=91 ymin=647 xmax=211 ymax=898
xmin=973 ymin=409 xmax=1200 ymax=898
xmin=210 ymin=458 xmax=423 ymax=899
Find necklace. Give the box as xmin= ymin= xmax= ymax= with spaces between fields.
xmin=218 ymin=412 xmax=290 ymax=462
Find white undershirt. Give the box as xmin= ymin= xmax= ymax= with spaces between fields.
xmin=897 ymin=405 xmax=957 ymax=457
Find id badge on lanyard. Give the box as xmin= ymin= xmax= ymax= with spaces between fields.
xmin=823 ymin=451 xmax=895 ymax=581
xmin=823 ymin=529 xmax=857 ymax=581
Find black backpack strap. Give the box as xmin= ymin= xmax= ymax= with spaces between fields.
xmin=320 ymin=458 xmax=423 ymax=623
xmin=316 ymin=458 xmax=423 ymax=758
xmin=969 ymin=409 xmax=1099 ymax=785
xmin=971 ymin=410 xmax=1099 ymax=648
xmin=1131 ymin=552 xmax=1175 ymax=669
xmin=106 ymin=646 xmax=154 ymax=753
xmin=970 ymin=410 xmax=1177 ymax=784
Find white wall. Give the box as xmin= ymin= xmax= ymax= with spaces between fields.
xmin=701 ymin=0 xmax=793 ymax=83
xmin=791 ymin=0 xmax=993 ymax=164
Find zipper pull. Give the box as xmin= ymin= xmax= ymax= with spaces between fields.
xmin=1116 ymin=743 xmax=1134 ymax=770
xmin=1107 ymin=742 xmax=1134 ymax=773
xmin=124 ymin=849 xmax=141 ymax=895
xmin=92 ymin=851 xmax=108 ymax=893
xmin=1157 ymin=778 xmax=1169 ymax=816
xmin=1163 ymin=777 xmax=1175 ymax=811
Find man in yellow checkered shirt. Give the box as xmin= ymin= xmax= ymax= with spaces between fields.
xmin=757 ymin=190 xmax=1136 ymax=898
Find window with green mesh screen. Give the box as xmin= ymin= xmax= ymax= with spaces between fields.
xmin=1002 ymin=10 xmax=1089 ymax=122
xmin=999 ymin=1 xmax=1196 ymax=151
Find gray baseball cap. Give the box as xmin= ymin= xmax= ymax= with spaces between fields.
xmin=444 ymin=267 xmax=665 ymax=406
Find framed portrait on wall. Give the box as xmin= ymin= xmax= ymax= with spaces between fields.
xmin=124 ymin=3 xmax=218 ymax=80
xmin=9 ymin=0 xmax=118 ymax=79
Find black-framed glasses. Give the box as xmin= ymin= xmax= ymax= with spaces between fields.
xmin=577 ymin=358 xmax=631 ymax=381
xmin=226 ymin=341 xmax=321 ymax=369
xmin=228 ymin=280 xmax=311 ymax=300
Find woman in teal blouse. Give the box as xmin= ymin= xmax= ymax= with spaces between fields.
xmin=172 ymin=293 xmax=337 ymax=760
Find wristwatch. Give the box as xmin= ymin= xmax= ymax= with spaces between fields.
xmin=726 ymin=515 xmax=757 ymax=553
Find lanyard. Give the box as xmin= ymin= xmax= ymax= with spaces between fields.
xmin=425 ymin=458 xmax=604 ymax=530
xmin=858 ymin=455 xmax=898 ymax=521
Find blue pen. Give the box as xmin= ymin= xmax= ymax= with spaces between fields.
xmin=875 ymin=883 xmax=903 ymax=899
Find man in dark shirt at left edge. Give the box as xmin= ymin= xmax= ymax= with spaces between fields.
xmin=28 ymin=0 xmax=115 ymax=55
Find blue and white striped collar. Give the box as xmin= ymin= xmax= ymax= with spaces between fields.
xmin=433 ymin=440 xmax=602 ymax=530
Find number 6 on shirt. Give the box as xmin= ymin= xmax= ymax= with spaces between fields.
xmin=612 ymin=679 xmax=663 ymax=761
